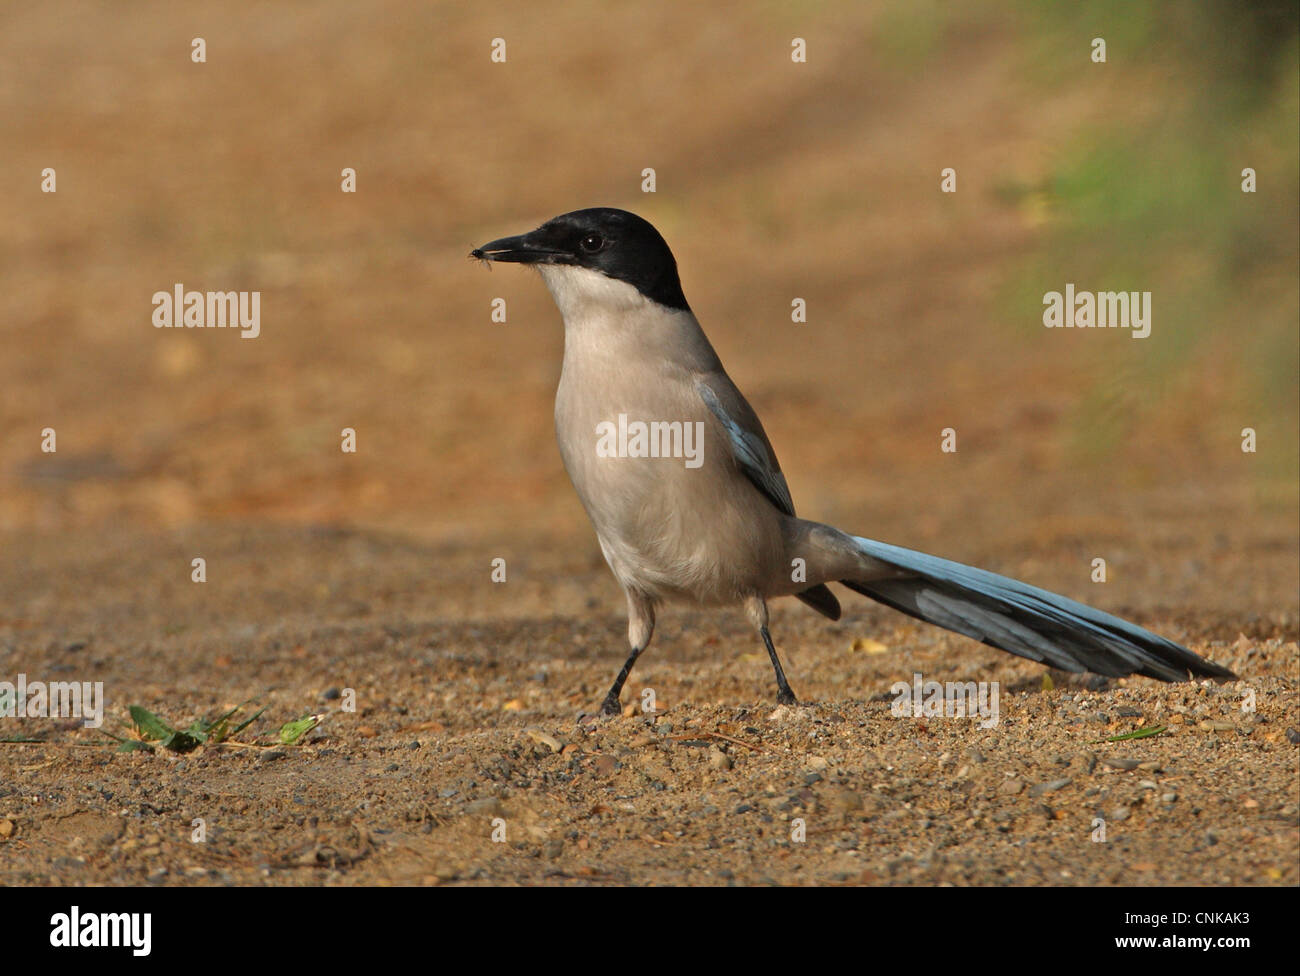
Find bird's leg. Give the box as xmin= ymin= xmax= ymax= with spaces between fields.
xmin=599 ymin=589 xmax=656 ymax=717
xmin=760 ymin=625 xmax=799 ymax=705
xmin=744 ymin=594 xmax=798 ymax=705
xmin=600 ymin=645 xmax=644 ymax=716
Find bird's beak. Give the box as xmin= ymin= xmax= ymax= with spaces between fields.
xmin=470 ymin=230 xmax=567 ymax=265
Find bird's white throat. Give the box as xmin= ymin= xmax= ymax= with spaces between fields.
xmin=538 ymin=264 xmax=650 ymax=322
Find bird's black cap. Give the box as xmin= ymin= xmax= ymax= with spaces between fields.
xmin=471 ymin=208 xmax=690 ymax=311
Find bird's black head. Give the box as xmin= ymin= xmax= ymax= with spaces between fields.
xmin=471 ymin=208 xmax=689 ymax=311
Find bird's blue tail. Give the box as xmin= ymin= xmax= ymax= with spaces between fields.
xmin=842 ymin=537 xmax=1234 ymax=681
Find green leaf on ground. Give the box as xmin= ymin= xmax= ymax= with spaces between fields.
xmin=1101 ymin=725 xmax=1167 ymax=742
xmin=128 ymin=705 xmax=175 ymax=741
xmin=279 ymin=714 xmax=322 ymax=745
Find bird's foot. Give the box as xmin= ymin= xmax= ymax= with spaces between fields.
xmin=776 ymin=688 xmax=799 ymax=706
xmin=576 ymin=695 xmax=630 ymax=726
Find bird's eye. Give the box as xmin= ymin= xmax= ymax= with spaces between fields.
xmin=580 ymin=234 xmax=604 ymax=253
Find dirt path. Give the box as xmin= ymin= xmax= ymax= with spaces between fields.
xmin=0 ymin=523 xmax=1295 ymax=886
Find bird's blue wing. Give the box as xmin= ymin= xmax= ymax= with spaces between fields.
xmin=696 ymin=378 xmax=841 ymax=620
xmin=696 ymin=380 xmax=795 ymax=517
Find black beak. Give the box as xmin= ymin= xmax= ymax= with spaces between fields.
xmin=470 ymin=231 xmax=568 ymax=265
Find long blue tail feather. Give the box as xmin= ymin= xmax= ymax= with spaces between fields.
xmin=842 ymin=537 xmax=1235 ymax=682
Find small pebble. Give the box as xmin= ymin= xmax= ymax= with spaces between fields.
xmin=1199 ymin=719 xmax=1234 ymax=732
xmin=465 ymin=797 xmax=503 ymax=817
xmin=592 ymin=755 xmax=617 ymax=776
xmin=525 ymin=728 xmax=563 ymax=753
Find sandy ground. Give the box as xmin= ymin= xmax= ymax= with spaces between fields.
xmin=0 ymin=517 xmax=1295 ymax=886
xmin=0 ymin=2 xmax=1296 ymax=885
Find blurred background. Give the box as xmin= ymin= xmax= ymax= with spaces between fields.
xmin=1 ymin=0 xmax=1296 ymax=624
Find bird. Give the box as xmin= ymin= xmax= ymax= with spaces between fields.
xmin=471 ymin=207 xmax=1235 ymax=716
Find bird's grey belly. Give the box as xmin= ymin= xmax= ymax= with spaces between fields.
xmin=555 ymin=383 xmax=781 ymax=605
